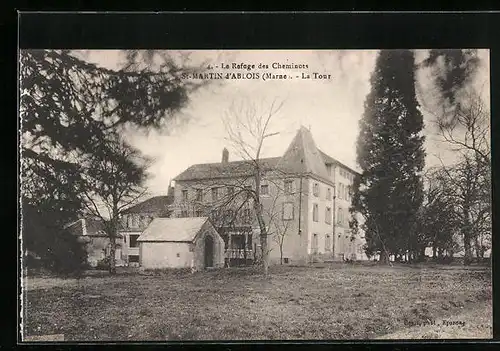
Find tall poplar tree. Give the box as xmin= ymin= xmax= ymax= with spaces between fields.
xmin=353 ymin=50 xmax=426 ymax=263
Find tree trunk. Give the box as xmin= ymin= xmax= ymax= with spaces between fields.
xmin=432 ymin=246 xmax=437 ymax=259
xmin=418 ymin=247 xmax=426 ymax=262
xmin=260 ymin=232 xmax=269 ymax=275
xmin=474 ymin=237 xmax=481 ymax=259
xmin=109 ymin=208 xmax=118 ymax=275
xmin=379 ymin=250 xmax=389 ymax=264
xmin=437 ymin=247 xmax=444 ymax=259
xmin=463 ymin=229 xmax=473 ymax=266
xmin=254 ymin=169 xmax=269 ymax=276
xmin=109 ymin=234 xmax=117 ymax=275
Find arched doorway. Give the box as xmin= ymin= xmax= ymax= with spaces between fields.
xmin=204 ymin=235 xmax=214 ymax=268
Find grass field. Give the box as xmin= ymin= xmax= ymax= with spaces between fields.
xmin=22 ymin=263 xmax=492 ymax=341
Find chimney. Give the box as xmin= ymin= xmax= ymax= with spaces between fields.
xmin=222 ymin=147 xmax=229 ymax=164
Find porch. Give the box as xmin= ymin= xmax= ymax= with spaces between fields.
xmin=220 ymin=227 xmax=256 ymax=267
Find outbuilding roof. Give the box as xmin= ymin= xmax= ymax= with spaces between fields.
xmin=137 ymin=217 xmax=211 ymax=242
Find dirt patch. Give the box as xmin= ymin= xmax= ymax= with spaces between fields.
xmin=377 ymin=301 xmax=492 ymax=339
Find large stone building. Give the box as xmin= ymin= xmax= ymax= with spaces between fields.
xmin=171 ymin=126 xmax=367 ymax=265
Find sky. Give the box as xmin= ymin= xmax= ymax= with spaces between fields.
xmin=81 ymin=49 xmax=490 ymax=197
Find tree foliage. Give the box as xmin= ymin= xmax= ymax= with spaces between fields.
xmin=354 ymin=50 xmax=426 ymax=262
xmin=20 ymin=49 xmax=206 ymax=273
xmin=421 ymin=49 xmax=480 ymax=112
xmin=22 ymin=200 xmax=88 ymax=275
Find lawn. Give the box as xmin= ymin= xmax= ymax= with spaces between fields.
xmin=22 ymin=263 xmax=492 ymax=341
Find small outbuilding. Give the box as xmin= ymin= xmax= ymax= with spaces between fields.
xmin=137 ymin=217 xmax=225 ymax=270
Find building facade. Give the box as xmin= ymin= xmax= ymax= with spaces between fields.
xmin=66 ymin=218 xmax=127 ymax=267
xmin=171 ymin=126 xmax=367 ymax=265
xmin=118 ymin=192 xmax=174 ymax=266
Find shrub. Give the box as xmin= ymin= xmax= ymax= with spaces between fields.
xmin=96 ymin=256 xmax=111 ymax=271
xmin=22 ymin=204 xmax=88 ymax=276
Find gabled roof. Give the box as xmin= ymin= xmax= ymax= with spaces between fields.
xmin=173 ymin=157 xmax=281 ymax=181
xmin=137 ymin=217 xmax=211 ymax=242
xmin=66 ymin=218 xmax=104 ymax=235
xmin=318 ymin=150 xmax=360 ymax=175
xmin=122 ymin=194 xmax=174 ymax=215
xmin=172 ymin=126 xmax=358 ymax=183
xmin=65 ymin=218 xmax=122 ymax=237
xmin=85 ymin=218 xmax=106 ymax=235
xmin=65 ymin=219 xmax=85 ymax=236
xmin=276 ymin=126 xmax=331 ymax=181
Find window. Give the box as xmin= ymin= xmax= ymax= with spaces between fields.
xmin=284 ymin=179 xmax=293 ymax=194
xmin=283 ymin=202 xmax=294 ymax=220
xmin=260 ymin=184 xmax=269 ymax=196
xmin=327 ymin=165 xmax=332 ymax=176
xmin=313 ymin=183 xmax=320 ymax=197
xmin=211 ymin=187 xmax=219 ymax=201
xmin=337 ymin=208 xmax=344 ymax=225
xmin=132 ymin=215 xmax=139 ymax=228
xmin=338 ymin=183 xmax=342 ymax=199
xmin=129 ymin=255 xmax=139 ymax=263
xmin=227 ymin=186 xmax=234 ymax=197
xmin=195 ymin=210 xmax=203 ymax=217
xmin=129 ymin=234 xmax=139 ymax=248
xmin=181 ymin=210 xmax=188 ymax=218
xmin=210 ymin=209 xmax=220 ymax=220
xmin=243 ymin=208 xmax=251 ymax=222
xmin=312 ymin=234 xmax=319 ymax=254
xmin=224 ymin=209 xmax=234 ymax=219
xmin=313 ymin=203 xmax=319 ymax=222
xmin=196 ymin=189 xmax=203 ymax=202
xmin=325 ymin=207 xmax=332 ymax=224
xmin=327 ymin=187 xmax=332 ymax=200
xmin=325 ymin=234 xmax=332 ymax=251
xmin=182 ymin=189 xmax=188 ymax=201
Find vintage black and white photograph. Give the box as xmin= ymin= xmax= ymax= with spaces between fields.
xmin=19 ymin=49 xmax=492 ymax=341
